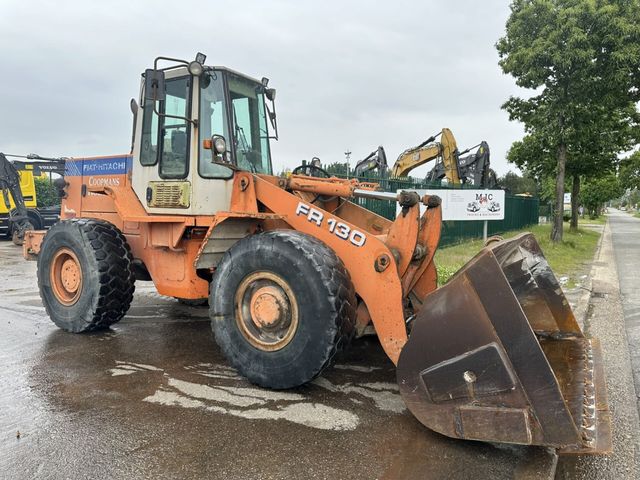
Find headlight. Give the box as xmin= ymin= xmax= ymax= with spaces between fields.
xmin=213 ymin=136 xmax=226 ymax=154
xmin=188 ymin=61 xmax=203 ymax=76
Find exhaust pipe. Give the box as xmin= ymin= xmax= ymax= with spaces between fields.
xmin=397 ymin=233 xmax=611 ymax=453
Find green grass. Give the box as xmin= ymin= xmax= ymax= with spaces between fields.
xmin=579 ymin=215 xmax=607 ymax=225
xmin=634 ymin=212 xmax=640 ymax=219
xmin=435 ymin=223 xmax=602 ymax=286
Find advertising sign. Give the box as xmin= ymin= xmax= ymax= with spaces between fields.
xmin=397 ymin=189 xmax=505 ymax=221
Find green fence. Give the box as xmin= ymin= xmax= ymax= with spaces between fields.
xmin=337 ymin=174 xmax=540 ymax=246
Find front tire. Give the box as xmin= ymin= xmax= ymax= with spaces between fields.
xmin=210 ymin=230 xmax=356 ymax=389
xmin=37 ymin=219 xmax=135 ymax=332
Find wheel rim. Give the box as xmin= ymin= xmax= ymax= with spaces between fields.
xmin=50 ymin=247 xmax=83 ymax=306
xmin=235 ymin=271 xmax=299 ymax=351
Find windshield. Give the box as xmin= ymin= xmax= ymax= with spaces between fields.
xmin=199 ymin=71 xmax=233 ymax=178
xmin=199 ymin=70 xmax=273 ymax=176
xmin=228 ymin=73 xmax=272 ymax=174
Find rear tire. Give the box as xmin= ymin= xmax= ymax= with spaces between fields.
xmin=210 ymin=230 xmax=356 ymax=389
xmin=37 ymin=219 xmax=135 ymax=332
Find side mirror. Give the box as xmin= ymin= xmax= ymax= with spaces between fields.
xmin=265 ymin=88 xmax=276 ymax=101
xmin=264 ymin=88 xmax=278 ymax=140
xmin=130 ymin=98 xmax=139 ymax=115
xmin=144 ymin=68 xmax=166 ymax=103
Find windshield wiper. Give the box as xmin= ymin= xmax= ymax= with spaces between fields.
xmin=232 ymin=104 xmax=250 ymax=152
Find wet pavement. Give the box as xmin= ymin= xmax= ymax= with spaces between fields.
xmin=555 ymin=211 xmax=640 ymax=479
xmin=610 ymin=210 xmax=640 ymax=415
xmin=0 ymin=241 xmax=554 ymax=480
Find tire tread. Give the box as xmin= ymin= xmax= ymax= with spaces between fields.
xmin=38 ymin=219 xmax=135 ymax=332
xmin=211 ymin=230 xmax=357 ymax=388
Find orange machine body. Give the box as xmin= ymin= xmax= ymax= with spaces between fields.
xmin=46 ymin=154 xmax=443 ymax=364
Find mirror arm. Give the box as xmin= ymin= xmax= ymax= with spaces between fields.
xmin=267 ymin=103 xmax=278 ymax=141
xmin=153 ymin=56 xmax=189 ymax=70
xmin=151 ymin=95 xmax=198 ymax=127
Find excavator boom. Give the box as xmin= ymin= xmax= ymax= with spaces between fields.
xmin=391 ymin=128 xmax=460 ymax=183
xmin=0 ymin=153 xmax=28 ymax=225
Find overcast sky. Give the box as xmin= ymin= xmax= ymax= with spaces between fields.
xmin=0 ymin=0 xmax=529 ymax=176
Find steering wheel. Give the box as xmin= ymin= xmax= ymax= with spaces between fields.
xmin=292 ymin=163 xmax=331 ymax=178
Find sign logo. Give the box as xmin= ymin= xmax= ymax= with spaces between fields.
xmin=397 ymin=189 xmax=505 ymax=221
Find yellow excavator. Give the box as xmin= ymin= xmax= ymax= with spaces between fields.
xmin=0 ymin=153 xmax=63 ymax=244
xmin=392 ymin=128 xmax=460 ymax=180
xmin=391 ymin=128 xmax=496 ymax=188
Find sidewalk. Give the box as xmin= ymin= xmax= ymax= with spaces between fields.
xmin=556 ymin=216 xmax=640 ymax=479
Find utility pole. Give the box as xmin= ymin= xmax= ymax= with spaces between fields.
xmin=345 ymin=149 xmax=352 ymax=179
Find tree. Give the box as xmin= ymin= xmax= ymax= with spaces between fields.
xmin=497 ymin=0 xmax=640 ymax=242
xmin=619 ymin=151 xmax=640 ymax=191
xmin=627 ymin=189 xmax=640 ymax=210
xmin=324 ymin=162 xmax=349 ymax=176
xmin=497 ymin=170 xmax=538 ymax=195
xmin=34 ymin=176 xmax=59 ymax=207
xmin=581 ymin=174 xmax=623 ymax=217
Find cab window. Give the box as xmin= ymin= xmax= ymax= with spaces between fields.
xmin=140 ymin=76 xmax=191 ymax=179
xmin=228 ymin=73 xmax=272 ymax=174
xmin=140 ymin=96 xmax=158 ymax=166
xmin=199 ymin=72 xmax=233 ymax=178
xmin=159 ymin=77 xmax=190 ymax=178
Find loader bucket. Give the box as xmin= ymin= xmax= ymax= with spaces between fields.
xmin=397 ymin=233 xmax=611 ymax=453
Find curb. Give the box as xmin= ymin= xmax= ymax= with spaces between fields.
xmin=574 ymin=219 xmax=607 ymax=330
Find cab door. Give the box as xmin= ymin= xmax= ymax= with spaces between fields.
xmin=131 ymin=68 xmax=234 ymax=216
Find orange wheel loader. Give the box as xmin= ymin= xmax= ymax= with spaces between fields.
xmin=22 ymin=54 xmax=611 ymax=453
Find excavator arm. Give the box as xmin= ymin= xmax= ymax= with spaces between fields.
xmin=0 ymin=153 xmax=66 ymax=243
xmin=353 ymin=146 xmax=388 ymax=177
xmin=0 ymin=153 xmax=30 ymax=237
xmin=456 ymin=141 xmax=497 ymax=188
xmin=391 ymin=128 xmax=461 ymax=184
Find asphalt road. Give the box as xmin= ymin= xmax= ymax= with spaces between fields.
xmin=610 ymin=210 xmax=640 ymax=414
xmin=555 ymin=210 xmax=640 ymax=479
xmin=0 ymin=241 xmax=554 ymax=480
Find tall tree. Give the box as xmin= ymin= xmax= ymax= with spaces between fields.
xmin=498 ymin=170 xmax=538 ymax=195
xmin=497 ymin=0 xmax=640 ymax=241
xmin=581 ymin=174 xmax=623 ymax=217
xmin=620 ymin=151 xmax=640 ymax=191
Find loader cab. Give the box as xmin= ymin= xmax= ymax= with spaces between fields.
xmin=131 ymin=55 xmax=276 ymax=215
